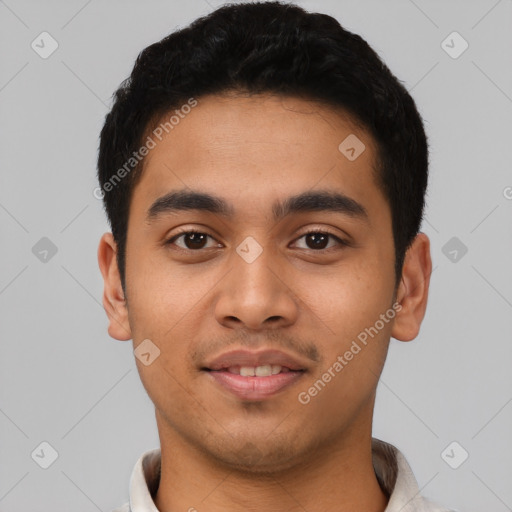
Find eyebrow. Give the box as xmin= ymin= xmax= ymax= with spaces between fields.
xmin=146 ymin=189 xmax=368 ymax=223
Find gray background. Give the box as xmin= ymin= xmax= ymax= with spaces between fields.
xmin=1 ymin=0 xmax=511 ymax=511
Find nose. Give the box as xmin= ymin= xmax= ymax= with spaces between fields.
xmin=214 ymin=243 xmax=299 ymax=331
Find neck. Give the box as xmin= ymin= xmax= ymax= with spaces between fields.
xmin=153 ymin=415 xmax=388 ymax=512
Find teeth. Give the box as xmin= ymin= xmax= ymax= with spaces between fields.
xmin=271 ymin=365 xmax=283 ymax=375
xmin=240 ymin=366 xmax=255 ymax=377
xmin=255 ymin=365 xmax=272 ymax=376
xmin=228 ymin=365 xmax=284 ymax=376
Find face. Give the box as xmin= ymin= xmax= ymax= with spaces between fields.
xmin=99 ymin=93 xmax=431 ymax=473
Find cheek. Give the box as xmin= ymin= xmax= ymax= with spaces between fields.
xmin=297 ymin=257 xmax=394 ymax=338
xmin=125 ymin=248 xmax=202 ymax=335
xmin=299 ymin=255 xmax=395 ymax=398
xmin=298 ymin=301 xmax=393 ymax=423
xmin=124 ymin=250 xmax=207 ymax=373
xmin=129 ymin=312 xmax=199 ymax=420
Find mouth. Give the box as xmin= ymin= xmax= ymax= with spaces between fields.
xmin=202 ymin=365 xmax=306 ymax=400
xmin=203 ymin=364 xmax=301 ymax=376
xmin=201 ymin=348 xmax=309 ymax=401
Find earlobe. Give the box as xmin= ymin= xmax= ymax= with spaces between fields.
xmin=391 ymin=233 xmax=432 ymax=342
xmin=97 ymin=232 xmax=132 ymax=341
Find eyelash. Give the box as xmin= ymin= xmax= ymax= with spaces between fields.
xmin=165 ymin=228 xmax=348 ymax=252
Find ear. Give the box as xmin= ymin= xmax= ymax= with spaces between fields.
xmin=97 ymin=232 xmax=132 ymax=341
xmin=391 ymin=232 xmax=432 ymax=342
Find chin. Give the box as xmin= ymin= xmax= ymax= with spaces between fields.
xmin=205 ymin=436 xmax=304 ymax=475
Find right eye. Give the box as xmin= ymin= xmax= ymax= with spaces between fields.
xmin=165 ymin=230 xmax=223 ymax=251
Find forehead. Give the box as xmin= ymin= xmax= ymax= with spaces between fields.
xmin=131 ymin=92 xmax=385 ymax=221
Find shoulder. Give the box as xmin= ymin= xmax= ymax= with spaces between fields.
xmin=372 ymin=438 xmax=459 ymax=512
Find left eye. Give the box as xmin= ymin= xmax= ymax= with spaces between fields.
xmin=293 ymin=231 xmax=344 ymax=250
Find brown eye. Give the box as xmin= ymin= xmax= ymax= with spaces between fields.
xmin=293 ymin=230 xmax=346 ymax=251
xmin=305 ymin=232 xmax=329 ymax=249
xmin=181 ymin=232 xmax=208 ymax=249
xmin=167 ymin=231 xmax=220 ymax=250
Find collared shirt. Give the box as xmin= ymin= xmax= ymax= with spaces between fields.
xmin=112 ymin=438 xmax=454 ymax=512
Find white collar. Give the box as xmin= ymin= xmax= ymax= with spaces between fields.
xmin=113 ymin=438 xmax=451 ymax=512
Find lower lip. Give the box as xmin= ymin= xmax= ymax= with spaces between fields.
xmin=206 ymin=370 xmax=304 ymax=400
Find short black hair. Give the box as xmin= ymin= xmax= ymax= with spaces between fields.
xmin=97 ymin=1 xmax=429 ymax=293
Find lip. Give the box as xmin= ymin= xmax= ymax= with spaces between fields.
xmin=206 ymin=370 xmax=304 ymax=400
xmin=202 ymin=348 xmax=308 ymax=401
xmin=203 ymin=348 xmax=308 ymax=371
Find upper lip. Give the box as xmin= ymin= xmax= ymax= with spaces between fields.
xmin=203 ymin=348 xmax=308 ymax=371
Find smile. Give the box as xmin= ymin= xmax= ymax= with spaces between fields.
xmin=204 ymin=367 xmax=305 ymax=400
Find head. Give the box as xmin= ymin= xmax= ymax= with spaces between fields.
xmin=97 ymin=1 xmax=431 ymax=473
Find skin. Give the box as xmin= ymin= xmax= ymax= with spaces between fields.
xmin=98 ymin=92 xmax=432 ymax=512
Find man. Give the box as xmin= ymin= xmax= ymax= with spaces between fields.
xmin=97 ymin=2 xmax=454 ymax=511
